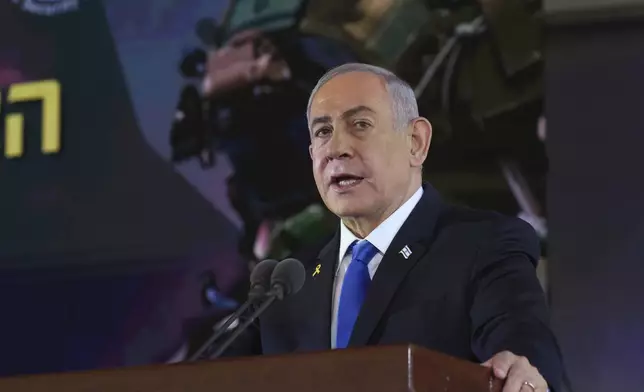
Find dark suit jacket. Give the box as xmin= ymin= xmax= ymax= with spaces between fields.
xmin=229 ymin=184 xmax=563 ymax=389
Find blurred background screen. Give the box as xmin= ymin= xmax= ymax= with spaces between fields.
xmin=1 ymin=1 xmax=644 ymax=391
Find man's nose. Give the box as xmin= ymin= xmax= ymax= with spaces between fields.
xmin=326 ymin=131 xmax=352 ymax=161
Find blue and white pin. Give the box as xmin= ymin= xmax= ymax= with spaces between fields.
xmin=399 ymin=245 xmax=412 ymax=259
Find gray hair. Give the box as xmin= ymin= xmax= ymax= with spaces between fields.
xmin=306 ymin=63 xmax=419 ymax=131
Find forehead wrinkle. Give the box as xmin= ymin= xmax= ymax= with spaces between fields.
xmin=309 ymin=74 xmax=389 ymax=129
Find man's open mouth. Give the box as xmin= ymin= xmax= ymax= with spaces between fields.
xmin=330 ymin=174 xmax=364 ymax=189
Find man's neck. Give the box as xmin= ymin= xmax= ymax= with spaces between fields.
xmin=342 ymin=178 xmax=422 ymax=238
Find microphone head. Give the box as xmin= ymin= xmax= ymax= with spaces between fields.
xmin=249 ymin=259 xmax=279 ymax=298
xmin=270 ymin=258 xmax=306 ymax=299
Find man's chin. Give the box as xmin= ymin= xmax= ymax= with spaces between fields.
xmin=325 ymin=198 xmax=368 ymax=219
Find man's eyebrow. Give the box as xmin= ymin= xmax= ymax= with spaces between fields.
xmin=310 ymin=106 xmax=375 ymax=128
xmin=341 ymin=105 xmax=375 ymax=119
xmin=311 ymin=115 xmax=332 ymax=128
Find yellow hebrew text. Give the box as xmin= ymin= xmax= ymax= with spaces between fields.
xmin=3 ymin=79 xmax=61 ymax=158
xmin=4 ymin=114 xmax=24 ymax=158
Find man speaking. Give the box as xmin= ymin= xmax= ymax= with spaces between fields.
xmin=227 ymin=63 xmax=563 ymax=392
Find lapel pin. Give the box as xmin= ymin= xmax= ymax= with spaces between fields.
xmin=399 ymin=245 xmax=412 ymax=259
xmin=312 ymin=264 xmax=322 ymax=277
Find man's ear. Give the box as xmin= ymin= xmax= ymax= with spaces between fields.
xmin=409 ymin=117 xmax=432 ymax=168
xmin=309 ymin=144 xmax=313 ymax=159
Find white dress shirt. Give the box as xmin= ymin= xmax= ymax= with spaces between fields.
xmin=330 ymin=186 xmax=424 ymax=348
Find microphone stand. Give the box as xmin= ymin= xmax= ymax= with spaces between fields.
xmin=189 ymin=258 xmax=280 ymax=361
xmin=208 ymin=291 xmax=280 ymax=359
xmin=188 ymin=299 xmax=256 ymax=361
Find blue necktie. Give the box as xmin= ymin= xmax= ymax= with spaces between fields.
xmin=336 ymin=240 xmax=379 ymax=349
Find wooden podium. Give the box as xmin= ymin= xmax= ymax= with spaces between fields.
xmin=0 ymin=345 xmax=502 ymax=391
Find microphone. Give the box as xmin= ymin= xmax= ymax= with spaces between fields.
xmin=187 ymin=259 xmax=279 ymax=361
xmin=266 ymin=258 xmax=306 ymax=300
xmin=248 ymin=259 xmax=280 ymax=300
xmin=208 ymin=258 xmax=306 ymax=359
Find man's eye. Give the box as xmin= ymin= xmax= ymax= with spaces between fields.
xmin=315 ymin=127 xmax=331 ymax=137
xmin=354 ymin=121 xmax=370 ymax=129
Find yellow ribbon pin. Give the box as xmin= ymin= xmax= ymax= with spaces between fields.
xmin=312 ymin=264 xmax=321 ymax=277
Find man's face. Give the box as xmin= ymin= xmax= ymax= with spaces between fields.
xmin=308 ymin=71 xmax=415 ymax=222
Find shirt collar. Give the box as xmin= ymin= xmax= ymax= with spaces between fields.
xmin=338 ymin=186 xmax=424 ymax=260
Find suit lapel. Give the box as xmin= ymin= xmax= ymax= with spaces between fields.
xmin=299 ymin=231 xmax=338 ymax=351
xmin=348 ymin=184 xmax=443 ymax=347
